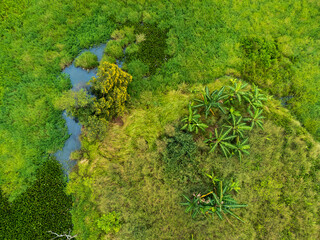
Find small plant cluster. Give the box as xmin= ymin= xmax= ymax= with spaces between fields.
xmin=181 ymin=79 xmax=267 ymax=161
xmin=74 ymin=51 xmax=99 ymax=70
xmin=104 ymin=24 xmax=168 ymax=82
xmin=104 ymin=27 xmax=149 ymax=80
xmin=96 ymin=211 xmax=121 ymax=234
xmin=181 ymin=173 xmax=247 ymax=222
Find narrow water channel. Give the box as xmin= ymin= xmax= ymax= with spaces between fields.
xmin=54 ymin=44 xmax=106 ymax=175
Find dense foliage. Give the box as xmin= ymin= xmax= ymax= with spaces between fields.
xmin=182 ymin=176 xmax=247 ymax=222
xmin=0 ymin=160 xmax=72 ymax=239
xmin=90 ymin=61 xmax=132 ymax=120
xmin=0 ymin=0 xmax=116 ymax=200
xmin=182 ymin=80 xmax=266 ymax=161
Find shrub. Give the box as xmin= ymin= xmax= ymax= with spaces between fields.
xmin=163 ymin=131 xmax=197 ymax=176
xmin=125 ymin=43 xmax=139 ymax=56
xmin=90 ymin=61 xmax=132 ymax=120
xmin=105 ymin=41 xmax=124 ymax=59
xmin=182 ymin=176 xmax=247 ymax=222
xmin=96 ymin=212 xmax=121 ymax=234
xmin=127 ymin=59 xmax=149 ymax=79
xmin=134 ymin=23 xmax=168 ymax=74
xmin=74 ymin=51 xmax=99 ymax=70
xmin=135 ymin=33 xmax=146 ymax=44
xmin=54 ymin=88 xmax=94 ymax=123
xmin=240 ymin=36 xmax=293 ymax=96
xmin=84 ymin=115 xmax=108 ymax=142
xmin=111 ymin=29 xmax=125 ymax=41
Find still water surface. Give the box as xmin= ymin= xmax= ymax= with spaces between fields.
xmin=54 ymin=44 xmax=106 ymax=175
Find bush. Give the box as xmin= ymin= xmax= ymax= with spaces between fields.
xmin=74 ymin=51 xmax=99 ymax=70
xmin=134 ymin=23 xmax=169 ymax=75
xmin=105 ymin=40 xmax=124 ymax=59
xmin=125 ymin=43 xmax=139 ymax=56
xmin=54 ymin=88 xmax=94 ymax=123
xmin=90 ymin=61 xmax=132 ymax=120
xmin=163 ymin=131 xmax=197 ymax=178
xmin=240 ymin=36 xmax=293 ymax=96
xmin=96 ymin=212 xmax=121 ymax=234
xmin=127 ymin=59 xmax=149 ymax=79
xmin=84 ymin=115 xmax=108 ymax=142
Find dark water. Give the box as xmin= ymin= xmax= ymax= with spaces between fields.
xmin=54 ymin=44 xmax=106 ymax=175
xmin=280 ymin=96 xmax=294 ymax=106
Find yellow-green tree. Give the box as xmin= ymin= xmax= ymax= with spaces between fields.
xmin=90 ymin=62 xmax=132 ymax=120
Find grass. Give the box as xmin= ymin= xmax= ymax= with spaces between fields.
xmin=68 ymin=82 xmax=319 ymax=239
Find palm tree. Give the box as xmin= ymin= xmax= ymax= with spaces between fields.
xmin=194 ymin=86 xmax=227 ymax=118
xmin=205 ymin=128 xmax=236 ymax=158
xmin=244 ymin=106 xmax=265 ymax=130
xmin=181 ymin=103 xmax=208 ymax=133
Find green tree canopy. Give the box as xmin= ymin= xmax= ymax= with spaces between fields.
xmin=90 ymin=61 xmax=132 ymax=120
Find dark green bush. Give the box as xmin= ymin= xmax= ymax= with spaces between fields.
xmin=134 ymin=23 xmax=169 ymax=75
xmin=241 ymin=36 xmax=294 ymax=96
xmin=163 ymin=131 xmax=197 ymax=180
xmin=127 ymin=60 xmax=149 ymax=79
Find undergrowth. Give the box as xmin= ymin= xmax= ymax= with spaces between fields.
xmin=68 ymin=81 xmax=320 ymax=239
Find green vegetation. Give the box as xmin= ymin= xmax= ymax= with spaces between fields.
xmin=55 ymin=88 xmax=94 ymax=122
xmin=0 ymin=160 xmax=72 ymax=239
xmin=56 ymin=62 xmax=132 ymax=142
xmin=182 ymin=176 xmax=247 ymax=222
xmin=96 ymin=212 xmax=121 ymax=234
xmin=90 ymin=61 xmax=132 ymax=120
xmin=74 ymin=51 xmax=99 ymax=70
xmin=1 ymin=0 xmax=320 ymax=239
xmin=0 ymin=0 xmax=116 ymax=199
xmin=187 ymin=79 xmax=266 ymax=160
xmin=67 ymin=85 xmax=319 ymax=239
